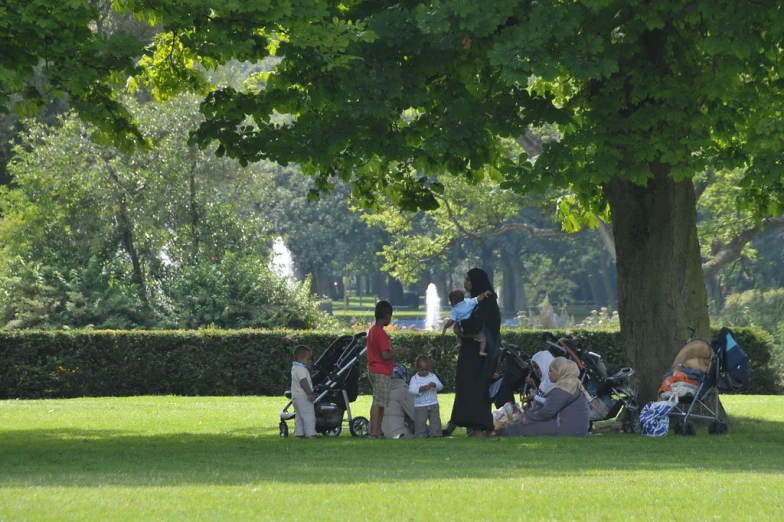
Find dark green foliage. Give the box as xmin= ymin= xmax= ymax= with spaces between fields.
xmin=0 ymin=328 xmax=778 ymax=399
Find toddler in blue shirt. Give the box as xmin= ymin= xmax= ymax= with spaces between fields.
xmin=442 ymin=289 xmax=492 ymax=356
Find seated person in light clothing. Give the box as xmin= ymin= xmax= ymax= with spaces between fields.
xmin=381 ymin=363 xmax=416 ymax=439
xmin=494 ymin=357 xmax=590 ymax=437
xmin=442 ymin=289 xmax=493 ymax=356
xmin=408 ymin=355 xmax=444 ymax=438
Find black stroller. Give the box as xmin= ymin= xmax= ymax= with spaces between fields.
xmin=542 ymin=332 xmax=640 ymax=433
xmin=668 ymin=326 xmax=750 ymax=436
xmin=279 ymin=332 xmax=369 ymax=438
xmin=491 ymin=340 xmax=533 ymax=408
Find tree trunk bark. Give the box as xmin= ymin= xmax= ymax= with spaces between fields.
xmin=388 ymin=277 xmax=404 ymax=306
xmin=587 ymin=274 xmax=603 ymax=308
xmin=500 ymin=249 xmax=527 ymax=314
xmin=578 ymin=275 xmax=591 ymax=306
xmin=480 ymin=243 xmax=495 ymax=286
xmin=376 ymin=270 xmax=389 ymax=301
xmin=311 ymin=267 xmax=334 ymax=298
xmin=117 ymin=195 xmax=146 ymax=298
xmin=604 ymin=166 xmax=710 ymax=404
xmin=189 ymin=161 xmax=200 ymax=262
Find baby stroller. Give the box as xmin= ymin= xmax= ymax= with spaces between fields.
xmin=542 ymin=332 xmax=640 ymax=433
xmin=279 ymin=332 xmax=370 ymax=438
xmin=490 ymin=340 xmax=533 ymax=408
xmin=665 ymin=327 xmax=750 ymax=436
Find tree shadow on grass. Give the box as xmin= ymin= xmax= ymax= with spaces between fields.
xmin=1 ymin=415 xmax=783 ymax=487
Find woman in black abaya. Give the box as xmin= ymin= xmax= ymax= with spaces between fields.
xmin=446 ymin=268 xmax=502 ymax=436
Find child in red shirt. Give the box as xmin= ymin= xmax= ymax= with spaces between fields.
xmin=367 ymin=300 xmax=408 ymax=438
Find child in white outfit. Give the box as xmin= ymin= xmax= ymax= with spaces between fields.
xmin=290 ymin=345 xmax=317 ymax=438
xmin=408 ymin=355 xmax=444 ymax=438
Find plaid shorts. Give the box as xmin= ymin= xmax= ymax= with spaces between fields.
xmin=368 ymin=371 xmax=391 ymax=408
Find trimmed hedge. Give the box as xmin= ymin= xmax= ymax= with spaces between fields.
xmin=0 ymin=328 xmax=779 ymax=399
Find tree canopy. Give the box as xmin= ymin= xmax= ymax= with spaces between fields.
xmin=4 ymin=0 xmax=784 ymax=400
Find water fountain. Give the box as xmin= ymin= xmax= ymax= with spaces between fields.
xmin=424 ymin=283 xmax=441 ymax=331
xmin=269 ymin=236 xmax=295 ymax=280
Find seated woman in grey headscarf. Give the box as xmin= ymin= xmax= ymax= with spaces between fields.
xmin=381 ymin=363 xmax=415 ymax=438
xmin=495 ymin=357 xmax=590 ymax=437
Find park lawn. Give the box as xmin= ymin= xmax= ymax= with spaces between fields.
xmin=1 ymin=395 xmax=783 ymax=521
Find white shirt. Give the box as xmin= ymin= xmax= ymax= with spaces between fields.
xmin=291 ymin=364 xmax=312 ymax=399
xmin=408 ymin=372 xmax=444 ymax=407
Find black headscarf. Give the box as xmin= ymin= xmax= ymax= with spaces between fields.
xmin=467 ymin=267 xmax=494 ymax=297
xmin=466 ymin=268 xmax=502 ymax=356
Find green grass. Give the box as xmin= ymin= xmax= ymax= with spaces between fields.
xmin=1 ymin=395 xmax=783 ymax=521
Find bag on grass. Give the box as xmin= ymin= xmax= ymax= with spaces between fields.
xmin=639 ymin=395 xmax=678 ymax=437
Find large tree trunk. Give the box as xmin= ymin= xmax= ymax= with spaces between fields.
xmin=604 ymin=166 xmax=710 ymax=404
xmin=311 ymin=267 xmax=334 ymax=298
xmin=586 ymin=274 xmax=603 ymax=308
xmin=480 ymin=243 xmax=495 ymax=286
xmin=500 ymin=249 xmax=527 ymax=314
xmin=388 ymin=277 xmax=405 ymax=306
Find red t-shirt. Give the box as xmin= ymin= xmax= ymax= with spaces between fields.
xmin=367 ymin=324 xmax=393 ymax=375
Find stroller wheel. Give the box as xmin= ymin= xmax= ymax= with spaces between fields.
xmin=708 ymin=421 xmax=728 ymax=435
xmin=619 ymin=401 xmax=641 ymax=434
xmin=279 ymin=421 xmax=289 ymax=438
xmin=621 ymin=414 xmax=641 ymax=434
xmin=324 ymin=426 xmax=342 ymax=437
xmin=350 ymin=416 xmax=370 ymax=438
xmin=675 ymin=421 xmax=696 ymax=436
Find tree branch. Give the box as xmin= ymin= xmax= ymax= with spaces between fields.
xmin=515 ymin=130 xmax=544 ymax=157
xmin=702 ymin=215 xmax=784 ymax=278
xmin=440 ymin=197 xmax=572 ymax=240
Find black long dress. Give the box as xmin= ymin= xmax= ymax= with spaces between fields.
xmin=449 ymin=268 xmax=501 ymax=432
xmin=451 ymin=336 xmax=494 ymax=430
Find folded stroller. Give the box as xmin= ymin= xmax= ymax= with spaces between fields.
xmin=665 ymin=327 xmax=750 ymax=436
xmin=542 ymin=332 xmax=639 ymax=433
xmin=279 ymin=332 xmax=369 ymax=438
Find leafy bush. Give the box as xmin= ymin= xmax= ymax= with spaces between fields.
xmin=162 ymin=253 xmax=337 ymax=330
xmin=715 ymin=289 xmax=784 ymax=336
xmin=0 ymin=328 xmax=778 ymax=399
xmin=0 ymin=255 xmax=336 ymax=331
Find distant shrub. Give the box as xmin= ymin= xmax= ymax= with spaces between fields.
xmin=0 ymin=328 xmax=778 ymax=399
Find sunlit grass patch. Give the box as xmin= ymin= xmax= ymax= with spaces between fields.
xmin=1 ymin=395 xmax=783 ymax=520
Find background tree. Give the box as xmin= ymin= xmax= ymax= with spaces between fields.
xmin=360 ymin=172 xmax=615 ymax=312
xmin=0 ymin=94 xmax=328 ymax=329
xmin=264 ymin=166 xmax=385 ymax=299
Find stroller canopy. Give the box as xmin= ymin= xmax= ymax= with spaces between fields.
xmin=715 ymin=327 xmax=751 ymax=389
xmin=671 ymin=340 xmax=712 ymax=373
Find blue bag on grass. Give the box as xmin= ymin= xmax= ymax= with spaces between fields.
xmin=639 ymin=395 xmax=678 ymax=437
